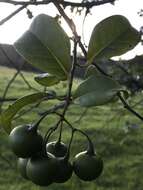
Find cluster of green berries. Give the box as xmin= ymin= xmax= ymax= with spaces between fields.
xmin=9 ymin=124 xmax=103 ymax=186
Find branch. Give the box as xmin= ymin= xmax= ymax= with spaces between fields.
xmin=0 ymin=70 xmax=19 ymax=112
xmin=0 ymin=0 xmax=116 ymax=8
xmin=0 ymin=0 xmax=51 ymax=5
xmin=62 ymin=39 xmax=77 ymax=116
xmin=39 ymin=101 xmax=66 ymax=116
xmin=0 ymin=45 xmax=39 ymax=92
xmin=0 ymin=5 xmax=27 ymax=26
xmin=40 ymin=39 xmax=78 ymax=135
xmin=74 ymin=108 xmax=88 ymax=124
xmin=19 ymin=72 xmax=40 ymax=92
xmin=53 ymin=1 xmax=87 ymax=56
xmin=58 ymin=0 xmax=116 ymax=8
xmin=54 ymin=1 xmax=143 ymax=122
xmin=117 ymin=93 xmax=143 ymax=121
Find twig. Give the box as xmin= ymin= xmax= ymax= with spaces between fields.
xmin=19 ymin=72 xmax=40 ymax=92
xmin=55 ymin=113 xmax=94 ymax=152
xmin=0 ymin=70 xmax=20 ymax=112
xmin=0 ymin=0 xmax=51 ymax=5
xmin=14 ymin=101 xmax=42 ymax=120
xmin=0 ymin=5 xmax=27 ymax=26
xmin=74 ymin=108 xmax=88 ymax=124
xmin=0 ymin=45 xmax=39 ymax=92
xmin=53 ymin=1 xmax=87 ymax=56
xmin=39 ymin=101 xmax=66 ymax=116
xmin=0 ymin=154 xmax=13 ymax=167
xmin=117 ymin=92 xmax=143 ymax=121
xmin=54 ymin=1 xmax=143 ymax=122
xmin=105 ymin=97 xmax=143 ymax=125
xmin=62 ymin=39 xmax=77 ymax=116
xmin=0 ymin=0 xmax=116 ymax=8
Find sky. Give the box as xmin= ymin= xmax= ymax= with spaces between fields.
xmin=0 ymin=0 xmax=143 ymax=59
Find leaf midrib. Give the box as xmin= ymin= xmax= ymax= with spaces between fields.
xmin=29 ymin=30 xmax=69 ymax=77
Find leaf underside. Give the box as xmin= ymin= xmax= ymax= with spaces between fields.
xmin=87 ymin=15 xmax=141 ymax=63
xmin=0 ymin=92 xmax=48 ymax=133
xmin=34 ymin=73 xmax=60 ymax=87
xmin=14 ymin=14 xmax=71 ymax=80
xmin=74 ymin=74 xmax=123 ymax=107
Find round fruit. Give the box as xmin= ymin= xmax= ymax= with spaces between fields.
xmin=17 ymin=158 xmax=29 ymax=180
xmin=54 ymin=158 xmax=73 ymax=183
xmin=26 ymin=152 xmax=58 ymax=186
xmin=9 ymin=124 xmax=43 ymax=158
xmin=46 ymin=141 xmax=67 ymax=157
xmin=73 ymin=151 xmax=103 ymax=181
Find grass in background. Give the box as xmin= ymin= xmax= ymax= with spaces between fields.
xmin=0 ymin=66 xmax=143 ymax=190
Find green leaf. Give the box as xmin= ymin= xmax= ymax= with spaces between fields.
xmin=14 ymin=14 xmax=71 ymax=80
xmin=74 ymin=74 xmax=122 ymax=107
xmin=87 ymin=15 xmax=141 ymax=63
xmin=0 ymin=92 xmax=48 ymax=133
xmin=84 ymin=65 xmax=100 ymax=78
xmin=34 ymin=73 xmax=60 ymax=87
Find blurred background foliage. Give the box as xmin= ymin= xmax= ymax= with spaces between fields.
xmin=0 ymin=66 xmax=143 ymax=190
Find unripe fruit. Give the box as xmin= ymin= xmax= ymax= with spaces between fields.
xmin=73 ymin=151 xmax=103 ymax=181
xmin=9 ymin=124 xmax=43 ymax=158
xmin=54 ymin=158 xmax=73 ymax=183
xmin=46 ymin=141 xmax=67 ymax=157
xmin=17 ymin=158 xmax=29 ymax=180
xmin=26 ymin=152 xmax=58 ymax=186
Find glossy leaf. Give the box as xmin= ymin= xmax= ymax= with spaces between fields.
xmin=14 ymin=14 xmax=71 ymax=80
xmin=87 ymin=15 xmax=141 ymax=63
xmin=74 ymin=74 xmax=122 ymax=107
xmin=0 ymin=92 xmax=48 ymax=133
xmin=34 ymin=73 xmax=60 ymax=87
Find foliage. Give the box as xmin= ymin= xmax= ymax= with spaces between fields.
xmin=14 ymin=14 xmax=71 ymax=81
xmin=0 ymin=92 xmax=48 ymax=133
xmin=1 ymin=13 xmax=139 ymax=132
xmin=0 ymin=0 xmax=143 ymax=189
xmin=34 ymin=73 xmax=60 ymax=87
xmin=0 ymin=67 xmax=143 ymax=190
xmin=74 ymin=74 xmax=122 ymax=107
xmin=87 ymin=15 xmax=140 ymax=63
